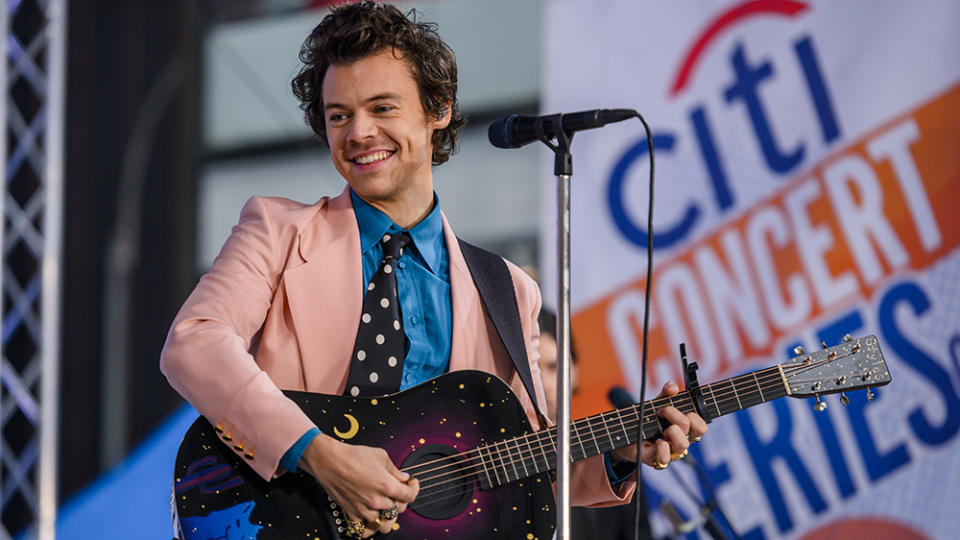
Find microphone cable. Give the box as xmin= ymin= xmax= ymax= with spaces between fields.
xmin=632 ymin=111 xmax=655 ymax=540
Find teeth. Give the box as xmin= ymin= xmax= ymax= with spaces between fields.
xmin=355 ymin=151 xmax=391 ymax=165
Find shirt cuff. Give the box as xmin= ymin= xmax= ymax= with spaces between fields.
xmin=280 ymin=427 xmax=321 ymax=473
xmin=603 ymin=452 xmax=637 ymax=485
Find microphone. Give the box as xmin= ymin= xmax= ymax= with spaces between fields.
xmin=608 ymin=386 xmax=637 ymax=409
xmin=488 ymin=108 xmax=636 ymax=148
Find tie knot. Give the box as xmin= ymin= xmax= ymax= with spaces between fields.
xmin=380 ymin=232 xmax=411 ymax=260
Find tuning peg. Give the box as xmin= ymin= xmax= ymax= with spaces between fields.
xmin=866 ymin=388 xmax=875 ymax=402
xmin=820 ymin=340 xmax=828 ymax=349
xmin=813 ymin=395 xmax=827 ymax=412
xmin=840 ymin=392 xmax=849 ymax=406
xmin=793 ymin=345 xmax=806 ymax=356
xmin=843 ymin=334 xmax=853 ymax=342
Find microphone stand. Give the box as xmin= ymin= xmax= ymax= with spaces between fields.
xmin=679 ymin=454 xmax=741 ymax=540
xmin=533 ymin=115 xmax=575 ymax=540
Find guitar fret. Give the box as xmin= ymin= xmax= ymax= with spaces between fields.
xmin=507 ymin=439 xmax=520 ymax=482
xmin=585 ymin=415 xmax=602 ymax=455
xmin=539 ymin=431 xmax=552 ymax=472
xmin=517 ymin=434 xmax=530 ymax=478
xmin=548 ymin=430 xmax=559 ymax=468
xmin=615 ymin=409 xmax=631 ymax=449
xmin=571 ymin=421 xmax=587 ymax=462
xmin=641 ymin=401 xmax=659 ymax=440
xmin=707 ymin=384 xmax=722 ymax=418
xmin=500 ymin=440 xmax=517 ymax=482
xmin=488 ymin=444 xmax=503 ymax=486
xmin=728 ymin=378 xmax=743 ymax=410
xmin=753 ymin=372 xmax=766 ymax=402
xmin=475 ymin=446 xmax=493 ymax=489
xmin=602 ymin=415 xmax=616 ymax=451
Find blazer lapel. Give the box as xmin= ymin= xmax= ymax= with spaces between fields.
xmin=445 ymin=214 xmax=494 ymax=374
xmin=282 ymin=188 xmax=363 ymax=393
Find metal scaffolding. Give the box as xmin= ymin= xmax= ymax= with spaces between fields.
xmin=1 ymin=0 xmax=66 ymax=538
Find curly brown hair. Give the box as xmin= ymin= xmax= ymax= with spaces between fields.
xmin=291 ymin=2 xmax=467 ymax=165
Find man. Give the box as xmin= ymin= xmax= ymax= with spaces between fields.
xmin=161 ymin=3 xmax=706 ymax=538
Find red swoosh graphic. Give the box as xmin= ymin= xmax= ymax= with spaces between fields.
xmin=669 ymin=0 xmax=809 ymax=97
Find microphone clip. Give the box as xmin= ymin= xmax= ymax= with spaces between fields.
xmin=535 ymin=114 xmax=573 ymax=176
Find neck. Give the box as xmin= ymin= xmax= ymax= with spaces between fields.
xmin=358 ymin=186 xmax=435 ymax=229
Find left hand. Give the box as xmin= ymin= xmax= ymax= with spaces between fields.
xmin=610 ymin=381 xmax=708 ymax=469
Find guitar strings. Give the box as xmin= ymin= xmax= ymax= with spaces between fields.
xmin=405 ymin=359 xmax=862 ymax=506
xmin=407 ymin=364 xmax=797 ymax=497
xmin=404 ymin=364 xmax=787 ymax=482
xmin=405 ymin=359 xmax=835 ymax=493
xmin=408 ymin=383 xmax=756 ymax=504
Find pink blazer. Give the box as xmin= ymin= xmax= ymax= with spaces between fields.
xmin=160 ymin=188 xmax=633 ymax=507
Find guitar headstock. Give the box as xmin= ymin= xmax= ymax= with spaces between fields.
xmin=781 ymin=335 xmax=891 ymax=406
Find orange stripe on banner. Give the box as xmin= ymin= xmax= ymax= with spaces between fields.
xmin=572 ymin=81 xmax=960 ymax=418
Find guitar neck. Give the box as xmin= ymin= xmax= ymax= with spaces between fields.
xmin=480 ymin=365 xmax=789 ymax=480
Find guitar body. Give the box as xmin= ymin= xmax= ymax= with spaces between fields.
xmin=173 ymin=370 xmax=556 ymax=539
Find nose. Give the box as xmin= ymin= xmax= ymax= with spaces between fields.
xmin=348 ymin=111 xmax=377 ymax=142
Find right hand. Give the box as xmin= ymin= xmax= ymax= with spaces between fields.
xmin=300 ymin=434 xmax=419 ymax=537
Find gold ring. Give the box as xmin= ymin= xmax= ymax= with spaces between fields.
xmin=344 ymin=518 xmax=364 ymax=538
xmin=671 ymin=449 xmax=688 ymax=461
xmin=380 ymin=503 xmax=399 ymax=520
xmin=652 ymin=459 xmax=668 ymax=470
xmin=689 ymin=434 xmax=702 ymax=443
xmin=368 ymin=517 xmax=383 ymax=530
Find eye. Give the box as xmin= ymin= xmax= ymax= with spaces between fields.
xmin=327 ymin=112 xmax=348 ymax=124
xmin=374 ymin=104 xmax=395 ymax=114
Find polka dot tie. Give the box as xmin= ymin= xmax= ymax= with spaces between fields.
xmin=344 ymin=232 xmax=412 ymax=397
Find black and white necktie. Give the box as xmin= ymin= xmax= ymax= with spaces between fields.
xmin=344 ymin=232 xmax=411 ymax=397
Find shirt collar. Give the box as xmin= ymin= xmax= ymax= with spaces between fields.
xmin=350 ymin=189 xmax=445 ymax=273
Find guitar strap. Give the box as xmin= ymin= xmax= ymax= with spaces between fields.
xmin=457 ymin=238 xmax=549 ymax=429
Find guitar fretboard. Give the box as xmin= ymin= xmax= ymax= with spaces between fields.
xmin=465 ymin=365 xmax=788 ymax=489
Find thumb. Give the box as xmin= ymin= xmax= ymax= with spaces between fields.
xmin=392 ymin=468 xmax=411 ymax=483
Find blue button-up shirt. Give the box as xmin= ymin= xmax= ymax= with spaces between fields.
xmin=351 ymin=190 xmax=452 ymax=388
xmin=281 ymin=190 xmax=452 ymax=471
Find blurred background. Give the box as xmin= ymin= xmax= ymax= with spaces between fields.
xmin=3 ymin=0 xmax=959 ymax=538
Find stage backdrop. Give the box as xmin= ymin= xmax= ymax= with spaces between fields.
xmin=539 ymin=1 xmax=960 ymax=539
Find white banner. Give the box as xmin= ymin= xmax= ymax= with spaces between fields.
xmin=541 ymin=1 xmax=960 ymax=539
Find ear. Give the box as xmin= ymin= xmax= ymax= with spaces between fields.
xmin=431 ymin=103 xmax=452 ymax=130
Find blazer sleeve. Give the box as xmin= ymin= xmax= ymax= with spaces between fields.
xmin=160 ymin=196 xmax=315 ymax=481
xmin=507 ymin=263 xmax=636 ymax=508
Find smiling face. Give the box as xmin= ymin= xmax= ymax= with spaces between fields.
xmin=322 ymin=48 xmax=451 ymax=227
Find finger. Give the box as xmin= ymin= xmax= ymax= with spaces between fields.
xmin=375 ymin=516 xmax=396 ymax=535
xmin=656 ymin=439 xmax=671 ymax=467
xmin=657 ymin=404 xmax=691 ymax=430
xmin=344 ymin=513 xmax=370 ymax=539
xmin=391 ymin=467 xmax=410 ymax=483
xmin=686 ymin=412 xmax=708 ymax=441
xmin=363 ymin=516 xmax=386 ymax=535
xmin=638 ymin=440 xmax=657 ymax=466
xmin=359 ymin=505 xmax=383 ymax=526
xmin=387 ymin=476 xmax=419 ymax=503
xmin=661 ymin=423 xmax=690 ymax=454
xmin=657 ymin=381 xmax=680 ymax=398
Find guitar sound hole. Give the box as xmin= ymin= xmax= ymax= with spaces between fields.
xmin=402 ymin=444 xmax=472 ymax=520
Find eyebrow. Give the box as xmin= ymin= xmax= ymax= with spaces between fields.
xmin=324 ymin=92 xmax=405 ymax=111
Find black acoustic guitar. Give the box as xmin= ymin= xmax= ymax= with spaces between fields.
xmin=173 ymin=335 xmax=890 ymax=539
